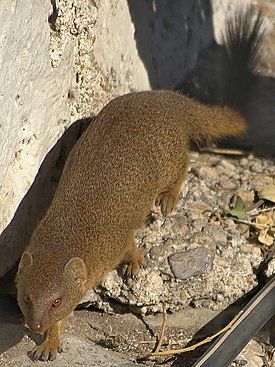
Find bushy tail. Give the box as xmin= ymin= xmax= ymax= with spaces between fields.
xmin=222 ymin=5 xmax=265 ymax=109
xmin=187 ymin=98 xmax=247 ymax=144
xmin=187 ymin=5 xmax=265 ymax=143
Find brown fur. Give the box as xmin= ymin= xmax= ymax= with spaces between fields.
xmin=16 ymin=6 xmax=264 ymax=362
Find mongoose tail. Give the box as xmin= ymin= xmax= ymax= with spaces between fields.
xmin=188 ymin=5 xmax=264 ymax=144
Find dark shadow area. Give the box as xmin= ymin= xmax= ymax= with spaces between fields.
xmin=0 ymin=294 xmax=23 ymax=354
xmin=127 ymin=0 xmax=214 ymax=89
xmin=0 ymin=117 xmax=93 ymax=291
xmin=128 ymin=0 xmax=275 ymax=155
xmin=176 ymin=42 xmax=275 ymax=156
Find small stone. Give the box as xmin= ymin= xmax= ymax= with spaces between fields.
xmin=237 ymin=340 xmax=264 ymax=367
xmin=192 ymin=218 xmax=208 ymax=231
xmin=203 ymin=224 xmax=228 ymax=246
xmin=265 ymin=258 xmax=275 ymax=278
xmin=249 ymin=176 xmax=273 ymax=192
xmin=192 ymin=233 xmax=216 ymax=253
xmin=168 ymin=247 xmax=214 ymax=280
xmin=169 ymin=215 xmax=190 ymax=236
xmin=224 ymin=218 xmax=236 ymax=228
xmin=240 ymin=158 xmax=248 ymax=167
xmin=198 ymin=166 xmax=220 ymax=183
xmin=150 ymin=245 xmax=168 ymax=261
xmin=251 ymin=161 xmax=263 ymax=173
xmin=237 ymin=190 xmax=254 ymax=204
xmin=220 ymin=159 xmax=236 ymax=172
xmin=219 ymin=176 xmax=237 ymax=190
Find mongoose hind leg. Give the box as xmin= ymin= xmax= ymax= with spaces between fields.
xmin=29 ymin=320 xmax=64 ymax=361
xmin=121 ymin=240 xmax=146 ymax=277
xmin=156 ymin=174 xmax=186 ymax=216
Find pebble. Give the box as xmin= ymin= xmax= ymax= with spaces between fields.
xmin=220 ymin=159 xmax=237 ymax=172
xmin=203 ymin=224 xmax=228 ymax=245
xmin=237 ymin=190 xmax=255 ymax=204
xmin=150 ymin=245 xmax=168 ymax=261
xmin=235 ymin=339 xmax=264 ymax=367
xmin=219 ymin=176 xmax=238 ymax=190
xmin=168 ymin=247 xmax=214 ymax=280
xmin=251 ymin=161 xmax=263 ymax=173
xmin=240 ymin=158 xmax=248 ymax=167
xmin=198 ymin=166 xmax=220 ymax=183
xmin=192 ymin=218 xmax=208 ymax=231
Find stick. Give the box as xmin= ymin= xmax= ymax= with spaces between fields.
xmin=231 ymin=217 xmax=274 ymax=230
xmin=153 ymin=304 xmax=167 ymax=354
xmin=248 ymin=205 xmax=275 ymax=216
xmin=200 ymin=147 xmax=246 ymax=155
xmin=151 ymin=311 xmax=243 ymax=357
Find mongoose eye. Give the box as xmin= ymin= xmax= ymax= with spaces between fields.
xmin=51 ymin=298 xmax=62 ymax=310
xmin=23 ymin=295 xmax=30 ymax=304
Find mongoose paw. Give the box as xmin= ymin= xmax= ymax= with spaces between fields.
xmin=29 ymin=340 xmax=62 ymax=362
xmin=122 ymin=254 xmax=146 ymax=277
xmin=155 ymin=191 xmax=178 ymax=216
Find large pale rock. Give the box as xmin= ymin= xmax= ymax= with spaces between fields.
xmin=0 ymin=1 xmax=74 ymax=277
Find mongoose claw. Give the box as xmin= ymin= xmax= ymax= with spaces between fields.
xmin=155 ymin=191 xmax=178 ymax=216
xmin=122 ymin=256 xmax=146 ymax=277
xmin=29 ymin=341 xmax=62 ymax=362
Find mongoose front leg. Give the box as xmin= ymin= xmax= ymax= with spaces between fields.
xmin=30 ymin=319 xmax=64 ymax=361
xmin=122 ymin=240 xmax=146 ymax=277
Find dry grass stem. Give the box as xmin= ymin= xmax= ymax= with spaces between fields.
xmin=153 ymin=304 xmax=167 ymax=354
xmin=151 ymin=310 xmax=243 ymax=357
xmin=200 ymin=147 xmax=246 ymax=155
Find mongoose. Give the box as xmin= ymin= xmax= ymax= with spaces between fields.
xmin=16 ymin=6 xmax=264 ymax=362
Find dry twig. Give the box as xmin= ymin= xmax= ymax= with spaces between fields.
xmin=153 ymin=304 xmax=167 ymax=354
xmin=200 ymin=147 xmax=246 ymax=155
xmin=232 ymin=217 xmax=274 ymax=230
xmin=248 ymin=205 xmax=275 ymax=216
xmin=151 ymin=310 xmax=243 ymax=357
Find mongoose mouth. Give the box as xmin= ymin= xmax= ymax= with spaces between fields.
xmin=27 ymin=321 xmax=47 ymax=334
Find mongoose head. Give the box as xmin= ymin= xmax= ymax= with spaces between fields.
xmin=16 ymin=251 xmax=87 ymax=334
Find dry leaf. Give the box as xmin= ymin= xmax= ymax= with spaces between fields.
xmin=258 ymin=229 xmax=274 ymax=246
xmin=258 ymin=184 xmax=275 ymax=203
xmin=255 ymin=214 xmax=273 ymax=228
xmin=255 ymin=214 xmax=274 ymax=246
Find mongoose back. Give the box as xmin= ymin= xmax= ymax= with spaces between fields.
xmin=16 ymin=6 xmax=265 ymax=362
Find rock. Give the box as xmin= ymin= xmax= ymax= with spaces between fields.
xmin=235 ymin=339 xmax=265 ymax=367
xmin=220 ymin=159 xmax=237 ymax=173
xmin=198 ymin=166 xmax=220 ymax=183
xmin=219 ymin=177 xmax=238 ymax=190
xmin=168 ymin=247 xmax=214 ymax=280
xmin=202 ymin=224 xmax=228 ymax=246
xmin=265 ymin=257 xmax=275 ymax=279
xmin=150 ymin=245 xmax=168 ymax=262
xmin=251 ymin=161 xmax=263 ymax=173
xmin=0 ymin=1 xmax=74 ymax=277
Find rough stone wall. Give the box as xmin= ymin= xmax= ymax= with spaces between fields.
xmin=0 ymin=1 xmax=74 ymax=277
xmin=0 ymin=0 xmax=216 ymax=278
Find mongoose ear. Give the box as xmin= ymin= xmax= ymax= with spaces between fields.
xmin=18 ymin=252 xmax=33 ymax=274
xmin=64 ymin=257 xmax=87 ymax=285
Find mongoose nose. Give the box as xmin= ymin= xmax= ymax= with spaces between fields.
xmin=30 ymin=322 xmax=43 ymax=333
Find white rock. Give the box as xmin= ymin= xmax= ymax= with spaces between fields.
xmin=0 ymin=1 xmax=74 ymax=276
